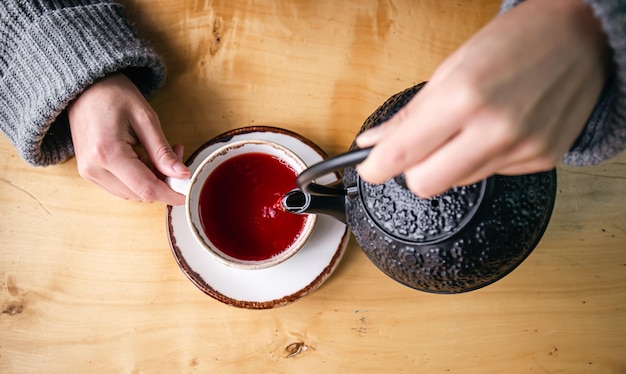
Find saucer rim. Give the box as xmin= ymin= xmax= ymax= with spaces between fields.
xmin=166 ymin=126 xmax=350 ymax=309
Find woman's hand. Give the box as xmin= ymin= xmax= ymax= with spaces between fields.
xmin=68 ymin=73 xmax=190 ymax=205
xmin=356 ymin=0 xmax=611 ymax=198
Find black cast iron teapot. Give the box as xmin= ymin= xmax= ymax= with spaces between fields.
xmin=282 ymin=82 xmax=557 ymax=294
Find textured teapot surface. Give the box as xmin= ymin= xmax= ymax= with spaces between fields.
xmin=359 ymin=174 xmax=486 ymax=244
xmin=344 ymin=83 xmax=557 ymax=293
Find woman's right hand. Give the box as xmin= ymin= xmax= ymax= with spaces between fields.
xmin=356 ymin=0 xmax=611 ymax=198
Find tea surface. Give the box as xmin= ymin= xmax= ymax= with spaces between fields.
xmin=198 ymin=152 xmax=307 ymax=261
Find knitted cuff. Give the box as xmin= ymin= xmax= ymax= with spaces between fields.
xmin=564 ymin=0 xmax=626 ymax=165
xmin=0 ymin=2 xmax=166 ymax=166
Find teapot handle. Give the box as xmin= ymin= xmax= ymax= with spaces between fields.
xmin=296 ymin=147 xmax=372 ymax=196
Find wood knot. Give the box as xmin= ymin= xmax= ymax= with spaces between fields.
xmin=210 ymin=17 xmax=224 ymax=55
xmin=2 ymin=276 xmax=25 ymax=316
xmin=2 ymin=302 xmax=24 ymax=316
xmin=549 ymin=346 xmax=559 ymax=356
xmin=285 ymin=342 xmax=308 ymax=358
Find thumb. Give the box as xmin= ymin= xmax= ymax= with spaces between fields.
xmin=172 ymin=143 xmax=185 ymax=161
xmin=151 ymin=142 xmax=190 ymax=178
xmin=133 ymin=118 xmax=190 ymax=178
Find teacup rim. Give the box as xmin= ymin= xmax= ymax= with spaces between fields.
xmin=185 ymin=139 xmax=317 ymax=270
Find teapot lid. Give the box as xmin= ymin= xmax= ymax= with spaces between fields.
xmin=358 ymin=174 xmax=488 ymax=244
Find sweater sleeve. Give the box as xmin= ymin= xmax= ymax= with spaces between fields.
xmin=0 ymin=1 xmax=166 ymax=166
xmin=500 ymin=0 xmax=626 ymax=166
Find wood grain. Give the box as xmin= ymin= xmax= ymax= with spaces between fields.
xmin=2 ymin=1 xmax=625 ymax=373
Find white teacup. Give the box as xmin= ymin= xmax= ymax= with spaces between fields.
xmin=168 ymin=140 xmax=316 ymax=270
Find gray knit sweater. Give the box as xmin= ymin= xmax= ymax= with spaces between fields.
xmin=0 ymin=1 xmax=624 ymax=167
xmin=0 ymin=0 xmax=165 ymax=166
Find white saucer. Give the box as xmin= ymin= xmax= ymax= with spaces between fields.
xmin=166 ymin=127 xmax=350 ymax=309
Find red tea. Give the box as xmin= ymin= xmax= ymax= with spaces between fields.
xmin=198 ymin=152 xmax=308 ymax=261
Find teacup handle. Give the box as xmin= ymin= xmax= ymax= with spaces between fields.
xmin=296 ymin=147 xmax=372 ymax=196
xmin=166 ymin=177 xmax=192 ymax=196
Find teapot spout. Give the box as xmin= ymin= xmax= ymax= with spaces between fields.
xmin=281 ymin=189 xmax=347 ymax=224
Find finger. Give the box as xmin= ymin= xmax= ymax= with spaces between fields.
xmin=130 ymin=111 xmax=190 ymax=179
xmin=134 ymin=145 xmax=162 ymax=178
xmin=132 ymin=143 xmax=188 ymax=203
xmin=80 ymin=165 xmax=142 ymax=201
xmin=494 ymin=159 xmax=557 ymax=176
xmin=449 ymin=159 xmax=508 ymax=190
xmin=355 ymin=122 xmax=395 ymax=148
xmin=481 ymin=140 xmax=560 ymax=178
xmin=356 ymin=84 xmax=470 ymax=185
xmin=401 ymin=116 xmax=513 ymax=197
xmin=453 ymin=126 xmax=566 ymax=187
xmin=454 ymin=156 xmax=555 ymax=188
xmin=93 ymin=176 xmax=141 ymax=201
xmin=172 ymin=144 xmax=185 ymax=162
xmin=108 ymin=151 xmax=186 ymax=205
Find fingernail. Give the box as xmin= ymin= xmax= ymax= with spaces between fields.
xmin=355 ymin=125 xmax=386 ymax=146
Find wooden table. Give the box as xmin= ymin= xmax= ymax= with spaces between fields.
xmin=2 ymin=1 xmax=625 ymax=372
